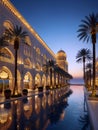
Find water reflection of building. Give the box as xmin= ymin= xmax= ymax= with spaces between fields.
xmin=0 ymin=0 xmax=72 ymax=95
xmin=0 ymin=88 xmax=68 ymax=130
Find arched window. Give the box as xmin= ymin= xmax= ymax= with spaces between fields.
xmin=3 ymin=20 xmax=13 ymax=29
xmin=24 ymin=58 xmax=32 ymax=69
xmin=0 ymin=48 xmax=14 ymax=63
xmin=0 ymin=48 xmax=11 ymax=59
xmin=36 ymin=48 xmax=40 ymax=55
xmin=36 ymin=48 xmax=40 ymax=62
xmin=25 ymin=36 xmax=31 ymax=46
xmin=24 ymin=58 xmax=30 ymax=66
xmin=35 ymin=63 xmax=41 ymax=71
xmin=3 ymin=20 xmax=14 ymax=44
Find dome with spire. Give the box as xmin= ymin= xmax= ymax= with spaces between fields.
xmin=57 ymin=49 xmax=66 ymax=57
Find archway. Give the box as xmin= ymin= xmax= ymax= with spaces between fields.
xmin=0 ymin=66 xmax=12 ymax=95
xmin=23 ymin=72 xmax=33 ymax=91
xmin=35 ymin=73 xmax=41 ymax=88
xmin=42 ymin=74 xmax=46 ymax=87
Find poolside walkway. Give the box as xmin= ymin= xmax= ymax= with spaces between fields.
xmin=84 ymin=87 xmax=98 ymax=130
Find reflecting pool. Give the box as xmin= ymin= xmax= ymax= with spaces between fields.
xmin=0 ymin=85 xmax=90 ymax=130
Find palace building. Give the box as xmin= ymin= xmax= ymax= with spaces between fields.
xmin=0 ymin=0 xmax=72 ymax=94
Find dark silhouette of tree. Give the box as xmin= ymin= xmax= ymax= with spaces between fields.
xmin=4 ymin=25 xmax=27 ymax=95
xmin=77 ymin=13 xmax=98 ymax=96
xmin=79 ymin=114 xmax=90 ymax=130
xmin=85 ymin=63 xmax=92 ymax=89
xmin=76 ymin=48 xmax=92 ymax=83
xmin=43 ymin=60 xmax=55 ymax=87
xmin=0 ymin=36 xmax=9 ymax=51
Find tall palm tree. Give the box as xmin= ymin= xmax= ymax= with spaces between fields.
xmin=43 ymin=60 xmax=55 ymax=87
xmin=77 ymin=13 xmax=98 ymax=95
xmin=4 ymin=25 xmax=27 ymax=95
xmin=86 ymin=63 xmax=92 ymax=89
xmin=48 ymin=60 xmax=55 ymax=87
xmin=76 ymin=48 xmax=92 ymax=83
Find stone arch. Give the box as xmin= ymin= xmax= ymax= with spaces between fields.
xmin=0 ymin=47 xmax=14 ymax=64
xmin=3 ymin=20 xmax=13 ymax=29
xmin=3 ymin=20 xmax=14 ymax=45
xmin=36 ymin=48 xmax=41 ymax=62
xmin=23 ymin=72 xmax=33 ymax=90
xmin=35 ymin=73 xmax=41 ymax=88
xmin=25 ymin=36 xmax=32 ymax=46
xmin=36 ymin=47 xmax=40 ymax=55
xmin=42 ymin=74 xmax=46 ymax=87
xmin=0 ymin=66 xmax=13 ymax=95
xmin=35 ymin=63 xmax=41 ymax=71
xmin=24 ymin=58 xmax=32 ymax=68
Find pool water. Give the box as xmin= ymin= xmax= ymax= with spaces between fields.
xmin=46 ymin=85 xmax=90 ymax=130
xmin=0 ymin=85 xmax=90 ymax=130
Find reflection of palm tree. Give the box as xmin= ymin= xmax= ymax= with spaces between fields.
xmin=77 ymin=13 xmax=98 ymax=95
xmin=79 ymin=114 xmax=90 ymax=130
xmin=4 ymin=25 xmax=27 ymax=95
xmin=4 ymin=101 xmax=11 ymax=109
xmin=48 ymin=93 xmax=68 ymax=124
xmin=76 ymin=48 xmax=92 ymax=83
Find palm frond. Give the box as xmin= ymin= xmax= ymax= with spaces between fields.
xmin=0 ymin=36 xmax=9 ymax=48
xmin=76 ymin=48 xmax=92 ymax=63
xmin=77 ymin=13 xmax=98 ymax=43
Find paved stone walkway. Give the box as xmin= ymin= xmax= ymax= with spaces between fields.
xmin=87 ymin=100 xmax=98 ymax=130
xmin=84 ymin=87 xmax=98 ymax=130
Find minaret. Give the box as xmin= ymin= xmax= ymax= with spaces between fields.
xmin=56 ymin=50 xmax=68 ymax=72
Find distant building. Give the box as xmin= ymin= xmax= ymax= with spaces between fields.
xmin=56 ymin=50 xmax=68 ymax=71
xmin=0 ymin=0 xmax=72 ymax=94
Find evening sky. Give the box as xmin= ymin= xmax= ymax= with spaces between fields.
xmin=10 ymin=0 xmax=98 ymax=79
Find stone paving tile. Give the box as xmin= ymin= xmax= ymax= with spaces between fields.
xmin=84 ymin=87 xmax=98 ymax=130
xmin=87 ymin=100 xmax=98 ymax=130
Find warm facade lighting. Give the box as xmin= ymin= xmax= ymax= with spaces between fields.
xmin=0 ymin=71 xmax=8 ymax=79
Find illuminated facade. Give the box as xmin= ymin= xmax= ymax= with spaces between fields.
xmin=96 ymin=58 xmax=98 ymax=86
xmin=0 ymin=0 xmax=71 ymax=94
xmin=56 ymin=50 xmax=68 ymax=71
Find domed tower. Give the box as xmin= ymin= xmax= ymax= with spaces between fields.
xmin=56 ymin=50 xmax=68 ymax=72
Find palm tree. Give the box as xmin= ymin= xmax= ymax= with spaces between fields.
xmin=86 ymin=63 xmax=92 ymax=89
xmin=43 ymin=60 xmax=55 ymax=88
xmin=76 ymin=48 xmax=92 ymax=83
xmin=4 ymin=25 xmax=27 ymax=95
xmin=77 ymin=13 xmax=98 ymax=96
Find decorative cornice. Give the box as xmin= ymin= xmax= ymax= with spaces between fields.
xmin=1 ymin=0 xmax=56 ymax=58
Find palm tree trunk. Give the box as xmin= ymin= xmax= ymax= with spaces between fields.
xmin=89 ymin=69 xmax=91 ymax=87
xmin=58 ymin=73 xmax=59 ymax=86
xmin=50 ymin=68 xmax=52 ymax=87
xmin=92 ymin=43 xmax=96 ymax=90
xmin=83 ymin=58 xmax=85 ymax=84
xmin=13 ymin=49 xmax=18 ymax=95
